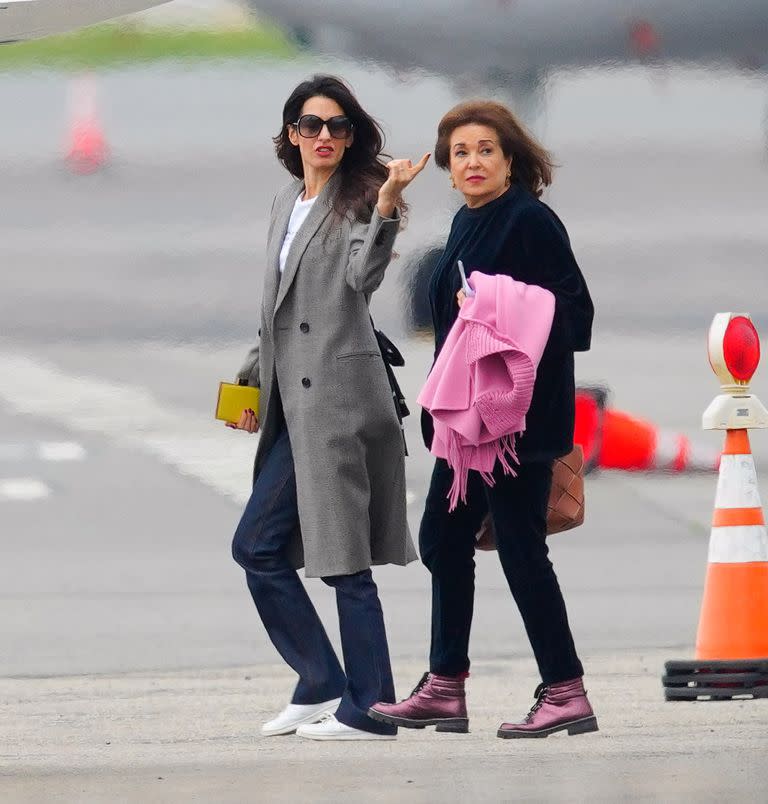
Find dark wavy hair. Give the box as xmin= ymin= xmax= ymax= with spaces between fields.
xmin=274 ymin=75 xmax=405 ymax=223
xmin=434 ymin=100 xmax=555 ymax=198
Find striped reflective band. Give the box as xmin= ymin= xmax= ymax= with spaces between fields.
xmin=708 ymin=525 xmax=768 ymax=563
xmin=714 ymin=455 xmax=763 ymax=509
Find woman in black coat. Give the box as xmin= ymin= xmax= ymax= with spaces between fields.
xmin=370 ymin=101 xmax=597 ymax=739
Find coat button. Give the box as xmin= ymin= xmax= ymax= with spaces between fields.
xmin=300 ymin=322 xmax=309 ymax=333
xmin=302 ymin=377 xmax=311 ymax=388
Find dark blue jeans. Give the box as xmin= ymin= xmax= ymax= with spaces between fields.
xmin=419 ymin=458 xmax=584 ymax=685
xmin=231 ymin=426 xmax=396 ymax=735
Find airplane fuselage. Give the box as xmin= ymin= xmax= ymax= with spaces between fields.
xmin=248 ymin=0 xmax=768 ymax=78
xmin=0 ymin=0 xmax=170 ymax=43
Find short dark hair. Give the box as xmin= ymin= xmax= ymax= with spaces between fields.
xmin=274 ymin=74 xmax=402 ymax=222
xmin=434 ymin=100 xmax=554 ymax=197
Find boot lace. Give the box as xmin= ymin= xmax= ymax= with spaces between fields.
xmin=406 ymin=672 xmax=431 ymax=699
xmin=524 ymin=682 xmax=549 ymax=722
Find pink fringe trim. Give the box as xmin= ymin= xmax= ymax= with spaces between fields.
xmin=445 ymin=430 xmax=521 ymax=512
xmin=446 ymin=428 xmax=469 ymax=511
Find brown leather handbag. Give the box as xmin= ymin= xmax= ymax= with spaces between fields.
xmin=474 ymin=444 xmax=585 ymax=550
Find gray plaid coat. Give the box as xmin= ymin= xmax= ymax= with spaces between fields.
xmin=237 ymin=172 xmax=416 ymax=577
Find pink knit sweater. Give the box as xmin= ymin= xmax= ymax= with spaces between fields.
xmin=417 ymin=271 xmax=555 ymax=510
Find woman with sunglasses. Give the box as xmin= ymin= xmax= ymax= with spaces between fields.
xmin=228 ymin=75 xmax=428 ymax=741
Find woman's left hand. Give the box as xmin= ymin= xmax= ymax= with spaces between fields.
xmin=377 ymin=153 xmax=431 ymax=217
xmin=456 ymin=290 xmax=467 ymax=308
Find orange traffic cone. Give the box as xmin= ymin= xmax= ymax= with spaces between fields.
xmin=65 ymin=74 xmax=109 ymax=175
xmin=695 ymin=429 xmax=768 ymax=659
xmin=663 ymin=312 xmax=768 ymax=701
xmin=598 ymin=408 xmax=719 ymax=473
xmin=574 ymin=387 xmax=720 ymax=474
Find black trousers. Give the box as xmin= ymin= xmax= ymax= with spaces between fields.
xmin=418 ymin=458 xmax=584 ymax=684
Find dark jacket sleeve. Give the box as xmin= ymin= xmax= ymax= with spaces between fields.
xmin=517 ymin=205 xmax=593 ymax=353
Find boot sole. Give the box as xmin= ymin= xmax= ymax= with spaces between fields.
xmin=367 ymin=708 xmax=469 ymax=733
xmin=497 ymin=715 xmax=599 ymax=739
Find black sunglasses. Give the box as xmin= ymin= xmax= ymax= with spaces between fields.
xmin=293 ymin=114 xmax=354 ymax=139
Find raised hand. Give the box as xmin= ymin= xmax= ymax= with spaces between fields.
xmin=377 ymin=153 xmax=431 ymax=217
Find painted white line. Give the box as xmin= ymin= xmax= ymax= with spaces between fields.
xmin=0 ymin=478 xmax=51 ymax=501
xmin=0 ymin=441 xmax=87 ymax=462
xmin=0 ymin=351 xmax=255 ymax=505
xmin=37 ymin=442 xmax=87 ymax=462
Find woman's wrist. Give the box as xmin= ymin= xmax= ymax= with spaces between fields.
xmin=376 ymin=190 xmax=398 ymax=219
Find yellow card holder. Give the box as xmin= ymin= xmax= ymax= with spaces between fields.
xmin=216 ymin=382 xmax=260 ymax=424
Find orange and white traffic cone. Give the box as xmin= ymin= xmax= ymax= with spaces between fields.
xmin=695 ymin=429 xmax=768 ymax=660
xmin=598 ymin=408 xmax=719 ymax=473
xmin=597 ymin=408 xmax=719 ymax=472
xmin=664 ymin=313 xmax=768 ymax=701
xmin=574 ymin=386 xmax=720 ymax=475
xmin=65 ymin=74 xmax=109 ymax=175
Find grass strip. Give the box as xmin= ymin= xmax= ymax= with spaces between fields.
xmin=0 ymin=23 xmax=296 ymax=70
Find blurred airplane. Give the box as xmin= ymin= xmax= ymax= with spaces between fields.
xmin=247 ymin=1 xmax=768 ymax=77
xmin=247 ymin=0 xmax=768 ymax=115
xmin=0 ymin=0 xmax=170 ymax=43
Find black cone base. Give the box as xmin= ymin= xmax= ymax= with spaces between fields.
xmin=663 ymin=659 xmax=768 ymax=701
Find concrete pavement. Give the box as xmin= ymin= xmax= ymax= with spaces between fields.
xmin=2 ymin=651 xmax=767 ymax=802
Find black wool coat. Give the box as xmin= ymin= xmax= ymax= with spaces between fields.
xmin=422 ymin=182 xmax=594 ymax=463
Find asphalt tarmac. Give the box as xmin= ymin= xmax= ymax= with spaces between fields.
xmin=1 ymin=62 xmax=767 ymax=800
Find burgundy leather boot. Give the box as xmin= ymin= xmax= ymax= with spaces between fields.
xmin=368 ymin=672 xmax=469 ymax=733
xmin=497 ymin=677 xmax=598 ymax=739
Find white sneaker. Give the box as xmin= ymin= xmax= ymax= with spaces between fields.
xmin=261 ymin=698 xmax=342 ymax=737
xmin=296 ymin=714 xmax=396 ymax=741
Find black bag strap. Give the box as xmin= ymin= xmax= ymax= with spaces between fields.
xmin=370 ymin=317 xmax=410 ymax=455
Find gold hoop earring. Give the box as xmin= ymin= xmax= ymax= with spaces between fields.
xmin=505 ymin=167 xmax=512 ymax=186
xmin=450 ymin=176 xmax=456 ymax=189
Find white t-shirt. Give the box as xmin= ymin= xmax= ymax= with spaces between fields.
xmin=279 ymin=195 xmax=317 ymax=274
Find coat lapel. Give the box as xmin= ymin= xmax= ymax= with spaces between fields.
xmin=262 ymin=180 xmax=303 ymax=325
xmin=272 ymin=171 xmax=340 ymax=318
